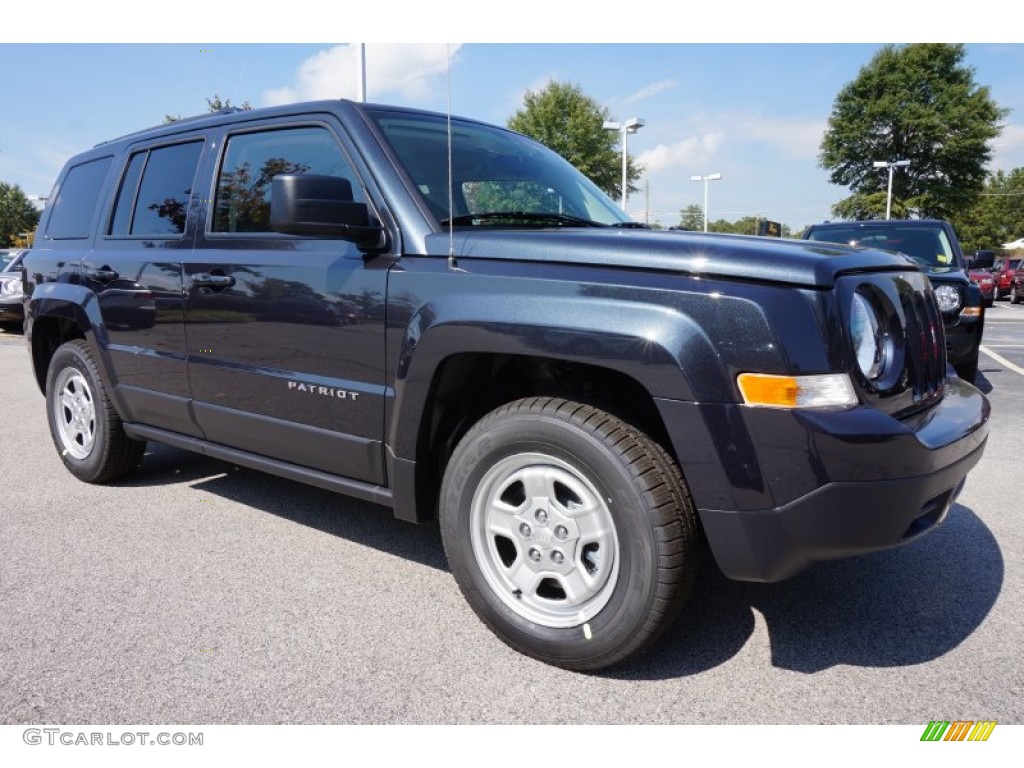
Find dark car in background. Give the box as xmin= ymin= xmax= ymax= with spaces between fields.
xmin=802 ymin=220 xmax=987 ymax=382
xmin=1011 ymin=262 xmax=1024 ymax=304
xmin=0 ymin=249 xmax=27 ymax=332
xmin=993 ymin=257 xmax=1021 ymax=300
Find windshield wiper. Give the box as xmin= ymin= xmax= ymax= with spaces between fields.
xmin=610 ymin=221 xmax=650 ymax=229
xmin=439 ymin=211 xmax=606 ymax=228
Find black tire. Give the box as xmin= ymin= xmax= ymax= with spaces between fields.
xmin=45 ymin=339 xmax=145 ymax=483
xmin=1012 ymin=284 xmax=1021 ymax=305
xmin=439 ymin=397 xmax=697 ymax=671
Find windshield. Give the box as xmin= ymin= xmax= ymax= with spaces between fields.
xmin=806 ymin=224 xmax=959 ymax=268
xmin=0 ymin=251 xmax=23 ymax=272
xmin=368 ymin=109 xmax=631 ymax=228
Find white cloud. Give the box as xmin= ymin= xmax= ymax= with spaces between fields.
xmin=991 ymin=122 xmax=1024 ymax=169
xmin=733 ymin=115 xmax=826 ymax=160
xmin=636 ymin=133 xmax=725 ymax=173
xmin=622 ymin=79 xmax=677 ymax=106
xmin=263 ymin=44 xmax=461 ymax=106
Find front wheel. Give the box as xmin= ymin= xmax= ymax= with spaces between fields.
xmin=440 ymin=397 xmax=697 ymax=671
xmin=45 ymin=339 xmax=145 ymax=483
xmin=1012 ymin=284 xmax=1021 ymax=305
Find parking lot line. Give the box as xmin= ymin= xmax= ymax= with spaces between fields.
xmin=980 ymin=345 xmax=1024 ymax=377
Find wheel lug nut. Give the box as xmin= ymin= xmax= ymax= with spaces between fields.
xmin=551 ymin=550 xmax=565 ymax=565
xmin=519 ymin=523 xmax=532 ymax=537
xmin=528 ymin=548 xmax=542 ymax=563
xmin=554 ymin=525 xmax=568 ymax=540
xmin=535 ymin=509 xmax=548 ymax=524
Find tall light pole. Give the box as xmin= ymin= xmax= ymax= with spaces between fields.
xmin=355 ymin=43 xmax=367 ymax=102
xmin=690 ymin=173 xmax=723 ymax=232
xmin=873 ymin=159 xmax=910 ymax=220
xmin=603 ymin=117 xmax=645 ymax=211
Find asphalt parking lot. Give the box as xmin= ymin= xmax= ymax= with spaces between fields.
xmin=0 ymin=305 xmax=1022 ymax=726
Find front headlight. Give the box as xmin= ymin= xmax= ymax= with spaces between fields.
xmin=0 ymin=278 xmax=22 ymax=298
xmin=850 ymin=291 xmax=892 ymax=381
xmin=933 ymin=284 xmax=961 ymax=313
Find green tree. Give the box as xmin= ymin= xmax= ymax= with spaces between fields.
xmin=678 ymin=204 xmax=704 ymax=231
xmin=165 ymin=94 xmax=253 ymax=124
xmin=0 ymin=182 xmax=41 ymax=248
xmin=508 ymin=81 xmax=641 ymax=200
xmin=954 ymin=168 xmax=1024 ymax=252
xmin=820 ymin=44 xmax=1006 ymax=221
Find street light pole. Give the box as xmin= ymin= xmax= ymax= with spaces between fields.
xmin=603 ymin=117 xmax=645 ymax=211
xmin=690 ymin=173 xmax=723 ymax=232
xmin=356 ymin=43 xmax=367 ymax=102
xmin=872 ymin=159 xmax=910 ymax=220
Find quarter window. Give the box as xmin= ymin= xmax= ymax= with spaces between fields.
xmin=212 ymin=126 xmax=363 ymax=234
xmin=45 ymin=156 xmax=113 ymax=240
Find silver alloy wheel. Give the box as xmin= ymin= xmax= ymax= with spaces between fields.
xmin=52 ymin=367 xmax=96 ymax=460
xmin=469 ymin=452 xmax=620 ymax=628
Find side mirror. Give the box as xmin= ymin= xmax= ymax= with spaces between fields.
xmin=972 ymin=249 xmax=995 ymax=269
xmin=270 ymin=174 xmax=384 ymax=247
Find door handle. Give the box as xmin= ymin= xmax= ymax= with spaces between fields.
xmin=192 ymin=273 xmax=236 ymax=289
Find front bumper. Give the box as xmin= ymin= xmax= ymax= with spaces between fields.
xmin=656 ymin=378 xmax=990 ymax=582
xmin=945 ymin=312 xmax=983 ymax=364
xmin=0 ymin=297 xmax=24 ymax=323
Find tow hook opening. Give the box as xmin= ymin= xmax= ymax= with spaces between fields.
xmin=902 ymin=486 xmax=957 ymax=541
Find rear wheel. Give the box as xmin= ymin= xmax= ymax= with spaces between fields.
xmin=46 ymin=339 xmax=145 ymax=483
xmin=440 ymin=397 xmax=697 ymax=671
xmin=1012 ymin=284 xmax=1021 ymax=304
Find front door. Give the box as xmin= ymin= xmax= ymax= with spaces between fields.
xmin=184 ymin=120 xmax=390 ymax=484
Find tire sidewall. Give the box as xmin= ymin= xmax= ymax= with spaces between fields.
xmin=441 ymin=409 xmax=664 ymax=666
xmin=46 ymin=342 xmax=111 ymax=482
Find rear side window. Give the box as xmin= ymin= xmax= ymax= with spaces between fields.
xmin=45 ymin=156 xmax=113 ymax=239
xmin=108 ymin=141 xmax=204 ymax=237
xmin=212 ymin=126 xmax=363 ymax=234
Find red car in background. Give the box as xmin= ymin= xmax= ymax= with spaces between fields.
xmin=968 ymin=251 xmax=996 ymax=307
xmin=994 ymin=256 xmax=1022 ymax=300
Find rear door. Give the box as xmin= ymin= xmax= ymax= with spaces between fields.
xmin=86 ymin=137 xmax=205 ymax=436
xmin=183 ymin=117 xmax=392 ymax=484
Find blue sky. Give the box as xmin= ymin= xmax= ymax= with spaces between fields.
xmin=4 ymin=6 xmax=1023 ymax=233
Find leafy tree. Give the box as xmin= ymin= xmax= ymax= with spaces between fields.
xmin=678 ymin=204 xmax=704 ymax=231
xmin=165 ymin=94 xmax=253 ymax=124
xmin=954 ymin=167 xmax=1024 ymax=252
xmin=508 ymin=81 xmax=641 ymax=200
xmin=0 ymin=182 xmax=41 ymax=247
xmin=213 ymin=157 xmax=310 ymax=232
xmin=820 ymin=44 xmax=1006 ymax=221
xmin=701 ymin=216 xmax=792 ymax=237
xmin=708 ymin=216 xmax=761 ymax=235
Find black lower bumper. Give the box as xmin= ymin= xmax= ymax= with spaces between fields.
xmin=945 ymin=314 xmax=983 ymax=364
xmin=0 ymin=299 xmax=24 ymax=324
xmin=697 ymin=441 xmax=982 ymax=581
xmin=656 ymin=378 xmax=990 ymax=582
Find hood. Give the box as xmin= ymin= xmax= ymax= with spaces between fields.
xmin=425 ymin=229 xmax=918 ymax=289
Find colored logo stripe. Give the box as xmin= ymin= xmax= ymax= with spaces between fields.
xmin=968 ymin=721 xmax=997 ymax=742
xmin=920 ymin=720 xmax=996 ymax=742
xmin=944 ymin=721 xmax=974 ymax=741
